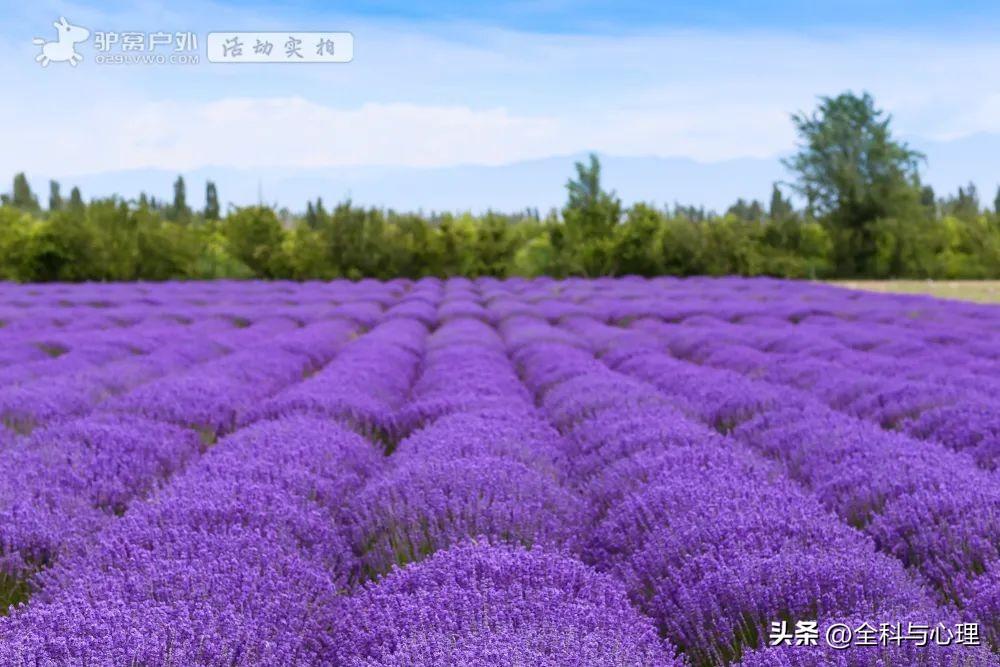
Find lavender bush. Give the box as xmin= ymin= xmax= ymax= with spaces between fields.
xmin=0 ymin=277 xmax=996 ymax=665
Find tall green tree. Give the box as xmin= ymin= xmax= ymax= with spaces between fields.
xmin=68 ymin=187 xmax=85 ymax=215
xmin=768 ymin=184 xmax=795 ymax=221
xmin=10 ymin=173 xmax=39 ymax=212
xmin=304 ymin=201 xmax=318 ymax=230
xmin=204 ymin=181 xmax=220 ymax=220
xmin=783 ymin=91 xmax=924 ymax=275
xmin=48 ymin=180 xmax=63 ymax=212
xmin=561 ymin=153 xmax=621 ymax=276
xmin=994 ymin=186 xmax=1000 ymax=216
xmin=171 ymin=176 xmax=191 ymax=223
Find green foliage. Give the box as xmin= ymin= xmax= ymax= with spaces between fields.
xmin=48 ymin=180 xmax=63 ymax=212
xmin=511 ymin=232 xmax=555 ymax=278
xmin=560 ymin=153 xmax=622 ymax=276
xmin=224 ymin=206 xmax=288 ymax=278
xmin=727 ymin=198 xmax=765 ymax=223
xmin=6 ymin=173 xmax=40 ymax=212
xmin=23 ymin=209 xmax=98 ymax=281
xmin=470 ymin=212 xmax=519 ymax=277
xmin=284 ymin=221 xmax=330 ymax=280
xmin=658 ymin=216 xmax=707 ymax=276
xmin=941 ymin=183 xmax=981 ymax=221
xmin=304 ymin=201 xmax=318 ymax=230
xmin=784 ymin=91 xmax=925 ymax=276
xmin=768 ymin=185 xmax=795 ymax=221
xmin=0 ymin=207 xmax=34 ymax=280
xmin=1 ymin=103 xmax=998 ymax=282
xmin=204 ymin=181 xmax=220 ymax=220
xmin=612 ymin=204 xmax=662 ymax=276
xmin=67 ymin=187 xmax=84 ymax=215
xmin=170 ymin=176 xmax=191 ymax=224
xmin=0 ymin=189 xmax=996 ymax=282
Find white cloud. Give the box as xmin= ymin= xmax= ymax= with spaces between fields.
xmin=0 ymin=93 xmax=800 ymax=177
xmin=3 ymin=98 xmax=572 ymax=175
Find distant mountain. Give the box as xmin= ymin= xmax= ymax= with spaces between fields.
xmin=21 ymin=133 xmax=1000 ymax=214
xmin=37 ymin=155 xmax=786 ymax=215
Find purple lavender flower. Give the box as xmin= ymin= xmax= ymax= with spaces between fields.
xmin=0 ymin=416 xmax=379 ymax=665
xmin=348 ymin=455 xmax=584 ymax=577
xmin=332 ymin=541 xmax=684 ymax=666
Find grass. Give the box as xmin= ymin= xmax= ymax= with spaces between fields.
xmin=826 ymin=280 xmax=1000 ymax=304
xmin=0 ymin=573 xmax=30 ymax=615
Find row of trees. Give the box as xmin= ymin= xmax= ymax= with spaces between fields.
xmin=2 ymin=92 xmax=999 ymax=282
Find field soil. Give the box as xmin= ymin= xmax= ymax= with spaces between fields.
xmin=827 ymin=280 xmax=1000 ymax=304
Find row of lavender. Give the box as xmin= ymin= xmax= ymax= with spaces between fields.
xmin=0 ymin=281 xmax=406 ymax=619
xmin=0 ymin=277 xmax=997 ymax=665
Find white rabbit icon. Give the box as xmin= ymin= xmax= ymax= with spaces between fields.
xmin=33 ymin=17 xmax=91 ymax=67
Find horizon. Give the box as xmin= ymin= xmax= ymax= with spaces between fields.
xmin=6 ymin=136 xmax=999 ymax=216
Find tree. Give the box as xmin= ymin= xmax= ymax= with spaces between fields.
xmin=783 ymin=91 xmax=924 ymax=275
xmin=0 ymin=207 xmax=34 ymax=280
xmin=727 ymin=198 xmax=765 ymax=222
xmin=171 ymin=175 xmax=190 ymax=223
xmin=768 ymin=184 xmax=795 ymax=221
xmin=561 ymin=154 xmax=621 ymax=275
xmin=659 ymin=215 xmax=706 ymax=276
xmin=68 ymin=187 xmax=85 ymax=215
xmin=942 ymin=183 xmax=979 ymax=221
xmin=48 ymin=180 xmax=63 ymax=212
xmin=10 ymin=173 xmax=39 ymax=212
xmin=995 ymin=186 xmax=1000 ymax=216
xmin=564 ymin=154 xmax=620 ymax=237
xmin=304 ymin=201 xmax=318 ymax=230
xmin=472 ymin=211 xmax=518 ymax=277
xmin=204 ymin=181 xmax=220 ymax=220
xmin=87 ymin=198 xmax=139 ymax=280
xmin=920 ymin=185 xmax=935 ymax=208
xmin=24 ymin=209 xmax=98 ymax=281
xmin=285 ymin=219 xmax=331 ymax=280
xmin=672 ymin=203 xmax=707 ymax=222
xmin=613 ymin=203 xmax=663 ymax=276
xmin=224 ymin=206 xmax=287 ymax=277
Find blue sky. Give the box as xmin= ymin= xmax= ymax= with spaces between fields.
xmin=83 ymin=0 xmax=995 ymax=34
xmin=279 ymin=0 xmax=1000 ymax=33
xmin=1 ymin=0 xmax=998 ymax=207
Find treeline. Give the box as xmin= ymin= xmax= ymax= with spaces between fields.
xmin=1 ymin=92 xmax=999 ymax=282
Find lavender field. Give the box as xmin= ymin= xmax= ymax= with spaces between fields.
xmin=0 ymin=277 xmax=998 ymax=666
